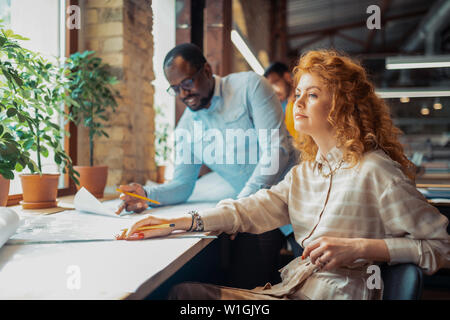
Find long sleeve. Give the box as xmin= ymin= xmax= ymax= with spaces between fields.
xmin=237 ymin=73 xmax=292 ymax=198
xmin=143 ymin=162 xmax=201 ymax=206
xmin=143 ymin=116 xmax=202 ymax=206
xmin=201 ymin=167 xmax=294 ymax=234
xmin=379 ymin=179 xmax=450 ymax=275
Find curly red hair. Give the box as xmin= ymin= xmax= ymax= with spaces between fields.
xmin=293 ymin=50 xmax=416 ymax=180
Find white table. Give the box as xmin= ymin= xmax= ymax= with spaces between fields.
xmin=0 ymin=201 xmax=218 ymax=299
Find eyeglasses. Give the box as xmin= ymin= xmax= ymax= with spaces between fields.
xmin=166 ymin=67 xmax=203 ymax=96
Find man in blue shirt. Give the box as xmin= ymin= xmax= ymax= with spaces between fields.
xmin=117 ymin=43 xmax=298 ymax=288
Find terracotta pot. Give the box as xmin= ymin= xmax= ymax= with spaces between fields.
xmin=74 ymin=165 xmax=108 ymax=198
xmin=20 ymin=174 xmax=60 ymax=209
xmin=156 ymin=165 xmax=166 ymax=184
xmin=0 ymin=175 xmax=11 ymax=206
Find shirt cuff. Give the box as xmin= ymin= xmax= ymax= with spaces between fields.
xmin=200 ymin=204 xmax=236 ymax=234
xmin=383 ymin=238 xmax=420 ymax=265
xmin=142 ymin=185 xmax=159 ymax=207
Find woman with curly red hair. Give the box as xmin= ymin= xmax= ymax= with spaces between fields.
xmin=125 ymin=50 xmax=449 ymax=300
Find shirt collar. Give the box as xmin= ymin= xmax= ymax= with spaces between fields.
xmin=315 ymin=146 xmax=344 ymax=166
xmin=213 ymin=74 xmax=222 ymax=97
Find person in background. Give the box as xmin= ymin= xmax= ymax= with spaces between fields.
xmin=122 ymin=49 xmax=449 ymax=300
xmin=264 ymin=62 xmax=302 ymax=257
xmin=117 ymin=43 xmax=298 ymax=289
xmin=264 ymin=62 xmax=296 ymax=138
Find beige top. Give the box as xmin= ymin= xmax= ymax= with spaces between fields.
xmin=200 ymin=147 xmax=450 ymax=299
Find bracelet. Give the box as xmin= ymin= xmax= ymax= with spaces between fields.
xmin=186 ymin=211 xmax=195 ymax=232
xmin=186 ymin=210 xmax=204 ymax=232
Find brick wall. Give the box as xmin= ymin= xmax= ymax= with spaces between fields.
xmin=78 ymin=0 xmax=157 ymax=186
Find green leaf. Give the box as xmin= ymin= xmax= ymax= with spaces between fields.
xmin=24 ymin=139 xmax=34 ymax=150
xmin=15 ymin=162 xmax=23 ymax=172
xmin=41 ymin=147 xmax=49 ymax=158
xmin=54 ymin=153 xmax=62 ymax=164
xmin=4 ymin=29 xmax=14 ymax=38
xmin=17 ymin=113 xmax=26 ymax=123
xmin=1 ymin=170 xmax=14 ymax=180
xmin=6 ymin=108 xmax=17 ymax=117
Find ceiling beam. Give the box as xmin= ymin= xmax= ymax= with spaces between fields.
xmin=295 ymin=33 xmax=329 ymax=52
xmin=336 ymin=31 xmax=366 ymax=47
xmin=288 ymin=9 xmax=427 ymax=40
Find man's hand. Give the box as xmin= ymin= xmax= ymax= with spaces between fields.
xmin=302 ymin=236 xmax=364 ymax=271
xmin=116 ymin=183 xmax=149 ymax=215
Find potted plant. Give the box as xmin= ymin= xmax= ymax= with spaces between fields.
xmin=1 ymin=25 xmax=78 ymax=209
xmin=13 ymin=50 xmax=79 ymax=209
xmin=65 ymin=51 xmax=119 ymax=198
xmin=0 ymin=124 xmax=31 ymax=206
xmin=0 ymin=26 xmax=38 ymax=206
xmin=154 ymin=105 xmax=172 ymax=183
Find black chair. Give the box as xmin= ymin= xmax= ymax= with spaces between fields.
xmin=380 ymin=263 xmax=424 ymax=300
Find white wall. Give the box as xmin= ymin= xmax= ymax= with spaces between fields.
xmin=151 ymin=0 xmax=176 ymax=180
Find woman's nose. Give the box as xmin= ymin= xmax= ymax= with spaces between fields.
xmin=294 ymin=96 xmax=305 ymax=110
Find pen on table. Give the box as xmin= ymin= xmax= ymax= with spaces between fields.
xmin=137 ymin=223 xmax=175 ymax=231
xmin=116 ymin=188 xmax=161 ymax=205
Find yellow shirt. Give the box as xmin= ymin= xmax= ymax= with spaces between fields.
xmin=285 ymin=100 xmax=296 ymax=138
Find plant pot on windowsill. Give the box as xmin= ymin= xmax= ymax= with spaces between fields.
xmin=0 ymin=176 xmax=11 ymax=206
xmin=74 ymin=165 xmax=108 ymax=198
xmin=20 ymin=173 xmax=60 ymax=209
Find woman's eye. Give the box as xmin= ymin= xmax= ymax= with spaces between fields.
xmin=309 ymin=93 xmax=317 ymax=98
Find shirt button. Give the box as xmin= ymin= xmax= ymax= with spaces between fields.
xmin=327 ymin=154 xmax=332 ymax=160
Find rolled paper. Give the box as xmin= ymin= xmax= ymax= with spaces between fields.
xmin=0 ymin=208 xmax=20 ymax=249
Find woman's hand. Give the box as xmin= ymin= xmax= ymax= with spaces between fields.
xmin=122 ymin=215 xmax=192 ymax=240
xmin=124 ymin=216 xmax=174 ymax=240
xmin=302 ymin=236 xmax=364 ymax=271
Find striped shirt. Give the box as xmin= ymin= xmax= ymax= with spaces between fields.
xmin=200 ymin=146 xmax=450 ymax=299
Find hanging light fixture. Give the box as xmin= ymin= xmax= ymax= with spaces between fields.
xmin=421 ymin=106 xmax=430 ymax=115
xmin=400 ymin=97 xmax=410 ymax=103
xmin=433 ymin=98 xmax=443 ymax=110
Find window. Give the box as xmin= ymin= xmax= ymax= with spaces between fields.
xmin=1 ymin=0 xmax=76 ymax=201
xmin=152 ymin=0 xmax=176 ymax=180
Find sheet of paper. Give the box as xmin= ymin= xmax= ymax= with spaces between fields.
xmin=7 ymin=200 xmax=218 ymax=245
xmin=6 ymin=209 xmax=216 ymax=245
xmin=74 ymin=187 xmax=125 ymax=218
xmin=0 ymin=208 xmax=20 ymax=249
xmin=7 ymin=209 xmax=143 ymax=244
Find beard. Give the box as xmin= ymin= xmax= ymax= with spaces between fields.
xmin=183 ymin=87 xmax=214 ymax=112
